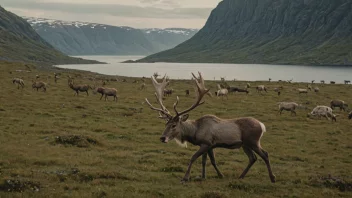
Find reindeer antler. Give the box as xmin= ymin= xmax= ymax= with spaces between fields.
xmin=145 ymin=74 xmax=172 ymax=120
xmin=174 ymin=72 xmax=209 ymax=117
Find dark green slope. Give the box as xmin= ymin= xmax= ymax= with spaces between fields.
xmin=0 ymin=6 xmax=100 ymax=65
xmin=138 ymin=0 xmax=352 ymax=65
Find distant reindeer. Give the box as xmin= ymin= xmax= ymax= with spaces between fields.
xmin=344 ymin=80 xmax=351 ymax=84
xmin=140 ymin=83 xmax=147 ymax=90
xmin=94 ymin=87 xmax=118 ymax=102
xmin=163 ymin=89 xmax=174 ymax=97
xmin=12 ymin=78 xmax=25 ymax=89
xmin=330 ymin=81 xmax=336 ymax=84
xmin=153 ymin=72 xmax=160 ymax=79
xmin=320 ymin=80 xmax=325 ymax=84
xmin=269 ymin=78 xmax=272 ymax=82
xmin=32 ymin=81 xmax=47 ymax=92
xmin=145 ymin=73 xmax=276 ymax=183
xmin=256 ymin=85 xmax=267 ymax=94
xmin=54 ymin=73 xmax=59 ymax=83
xmin=185 ymin=90 xmax=190 ymax=96
xmin=311 ymin=80 xmax=315 ymax=84
xmin=68 ymin=79 xmax=91 ymax=96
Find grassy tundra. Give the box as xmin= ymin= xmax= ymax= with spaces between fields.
xmin=0 ymin=61 xmax=351 ymax=197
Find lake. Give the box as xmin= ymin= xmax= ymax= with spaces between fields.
xmin=56 ymin=56 xmax=352 ymax=83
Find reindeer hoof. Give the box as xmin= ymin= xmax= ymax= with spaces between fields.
xmin=270 ymin=175 xmax=276 ymax=183
xmin=218 ymin=174 xmax=224 ymax=179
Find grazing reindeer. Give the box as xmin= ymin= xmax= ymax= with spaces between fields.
xmin=32 ymin=81 xmax=47 ymax=92
xmin=164 ymin=89 xmax=174 ymax=97
xmin=311 ymin=80 xmax=315 ymax=84
xmin=345 ymin=80 xmax=351 ymax=84
xmin=320 ymin=80 xmax=325 ymax=84
xmin=12 ymin=78 xmax=25 ymax=89
xmin=308 ymin=106 xmax=337 ymax=122
xmin=68 ymin=80 xmax=91 ymax=96
xmin=145 ymin=73 xmax=276 ymax=183
xmin=256 ymin=85 xmax=267 ymax=94
xmin=216 ymin=84 xmax=228 ymax=100
xmin=330 ymin=100 xmax=348 ymax=112
xmin=278 ymin=102 xmax=299 ymax=116
xmin=330 ymin=81 xmax=336 ymax=84
xmin=94 ymin=87 xmax=118 ymax=101
xmin=348 ymin=111 xmax=352 ymax=119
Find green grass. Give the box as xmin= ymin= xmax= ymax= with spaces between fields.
xmin=0 ymin=61 xmax=351 ymax=197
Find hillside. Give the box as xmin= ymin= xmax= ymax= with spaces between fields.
xmin=0 ymin=6 xmax=100 ymax=65
xmin=26 ymin=18 xmax=198 ymax=56
xmin=0 ymin=61 xmax=352 ymax=197
xmin=138 ymin=0 xmax=352 ymax=65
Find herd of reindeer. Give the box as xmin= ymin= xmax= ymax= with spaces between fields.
xmin=10 ymin=71 xmax=352 ymax=183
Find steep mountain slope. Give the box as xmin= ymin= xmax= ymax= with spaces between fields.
xmin=138 ymin=0 xmax=352 ymax=65
xmin=26 ymin=18 xmax=198 ymax=56
xmin=0 ymin=6 xmax=99 ymax=65
xmin=142 ymin=28 xmax=198 ymax=52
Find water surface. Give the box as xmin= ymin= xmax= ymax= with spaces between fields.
xmin=56 ymin=56 xmax=352 ymax=83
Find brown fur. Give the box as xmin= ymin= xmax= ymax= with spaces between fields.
xmin=69 ymin=81 xmax=91 ymax=96
xmin=32 ymin=81 xmax=46 ymax=92
xmin=330 ymin=99 xmax=348 ymax=111
xmin=99 ymin=87 xmax=118 ymax=102
xmin=13 ymin=78 xmax=24 ymax=89
xmin=160 ymin=115 xmax=275 ymax=183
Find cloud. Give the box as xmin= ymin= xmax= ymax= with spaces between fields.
xmin=2 ymin=0 xmax=211 ymax=19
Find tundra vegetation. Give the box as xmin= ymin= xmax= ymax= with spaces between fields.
xmin=0 ymin=61 xmax=351 ymax=197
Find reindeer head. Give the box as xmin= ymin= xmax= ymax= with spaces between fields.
xmin=145 ymin=72 xmax=209 ymax=143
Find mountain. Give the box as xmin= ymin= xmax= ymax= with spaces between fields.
xmin=137 ymin=0 xmax=352 ymax=65
xmin=142 ymin=28 xmax=198 ymax=53
xmin=26 ymin=17 xmax=198 ymax=56
xmin=0 ymin=6 xmax=100 ymax=65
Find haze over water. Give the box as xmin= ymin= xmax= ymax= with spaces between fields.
xmin=56 ymin=56 xmax=352 ymax=83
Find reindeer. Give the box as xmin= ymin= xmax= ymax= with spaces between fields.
xmin=164 ymin=89 xmax=174 ymax=97
xmin=185 ymin=90 xmax=190 ymax=96
xmin=256 ymin=85 xmax=267 ymax=94
xmin=153 ymin=72 xmax=160 ymax=79
xmin=54 ymin=73 xmax=59 ymax=83
xmin=32 ymin=81 xmax=47 ymax=92
xmin=345 ymin=80 xmax=351 ymax=84
xmin=140 ymin=83 xmax=147 ymax=90
xmin=216 ymin=84 xmax=228 ymax=100
xmin=12 ymin=78 xmax=25 ymax=89
xmin=68 ymin=79 xmax=91 ymax=96
xmin=145 ymin=73 xmax=276 ymax=183
xmin=94 ymin=87 xmax=118 ymax=101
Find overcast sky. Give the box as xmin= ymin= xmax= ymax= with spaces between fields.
xmin=2 ymin=0 xmax=222 ymax=28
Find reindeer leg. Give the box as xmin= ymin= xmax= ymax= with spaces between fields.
xmin=201 ymin=153 xmax=207 ymax=179
xmin=86 ymin=91 xmax=89 ymax=96
xmin=208 ymin=149 xmax=224 ymax=178
xmin=239 ymin=146 xmax=257 ymax=179
xmin=292 ymin=110 xmax=296 ymax=116
xmin=100 ymin=94 xmax=103 ymax=100
xmin=182 ymin=145 xmax=209 ymax=183
xmin=251 ymin=146 xmax=276 ymax=183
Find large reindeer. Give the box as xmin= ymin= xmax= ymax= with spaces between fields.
xmin=145 ymin=73 xmax=275 ymax=183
